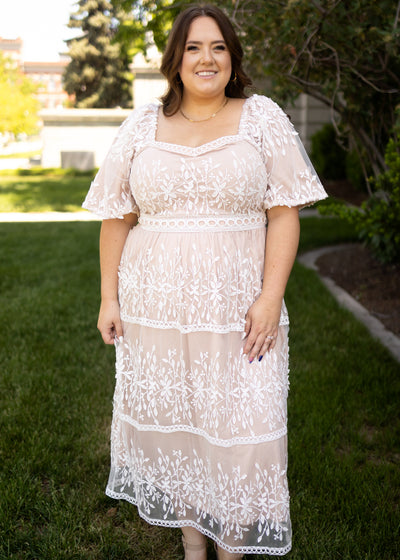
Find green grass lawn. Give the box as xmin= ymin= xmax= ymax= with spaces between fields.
xmin=0 ymin=207 xmax=399 ymax=558
xmin=0 ymin=172 xmax=93 ymax=213
xmin=0 ymin=150 xmax=41 ymax=159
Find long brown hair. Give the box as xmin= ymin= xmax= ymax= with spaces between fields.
xmin=160 ymin=4 xmax=253 ymax=116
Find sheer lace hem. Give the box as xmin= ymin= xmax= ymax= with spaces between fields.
xmin=104 ymin=489 xmax=292 ymax=555
xmin=263 ymin=191 xmax=328 ymax=211
xmin=119 ymin=413 xmax=287 ymax=447
xmin=82 ymin=195 xmax=138 ymax=219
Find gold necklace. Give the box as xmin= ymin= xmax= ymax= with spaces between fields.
xmin=179 ymin=97 xmax=229 ymax=123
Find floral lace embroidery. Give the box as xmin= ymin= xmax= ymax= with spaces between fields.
xmin=82 ymin=94 xmax=327 ymax=220
xmin=118 ymin=236 xmax=289 ymax=332
xmin=130 ymin=145 xmax=267 ymax=217
xmin=106 ymin=448 xmax=291 ymax=553
xmin=82 ymin=106 xmax=152 ymax=218
xmin=114 ymin=335 xmax=289 ymax=442
xmin=248 ymin=96 xmax=328 ymax=209
xmin=107 ymin=326 xmax=292 ymax=552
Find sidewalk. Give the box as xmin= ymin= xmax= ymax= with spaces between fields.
xmin=0 ymin=208 xmax=319 ymax=222
xmin=0 ymin=211 xmax=100 ymax=222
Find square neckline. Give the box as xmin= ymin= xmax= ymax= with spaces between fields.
xmin=153 ymin=96 xmax=251 ymax=152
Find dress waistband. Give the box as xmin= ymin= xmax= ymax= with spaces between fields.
xmin=138 ymin=213 xmax=266 ymax=233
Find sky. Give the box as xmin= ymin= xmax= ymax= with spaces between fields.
xmin=0 ymin=0 xmax=81 ymax=61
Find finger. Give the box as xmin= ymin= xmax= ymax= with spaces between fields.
xmin=258 ymin=332 xmax=279 ymax=360
xmin=242 ymin=317 xmax=251 ymax=341
xmin=268 ymin=337 xmax=277 ymax=352
xmin=244 ymin=322 xmax=267 ymax=357
xmin=268 ymin=329 xmax=279 ymax=351
xmin=243 ymin=331 xmax=257 ymax=356
xmin=258 ymin=339 xmax=270 ymax=360
xmin=248 ymin=333 xmax=268 ymax=363
xmin=114 ymin=318 xmax=123 ymax=339
xmin=98 ymin=323 xmax=114 ymax=345
xmin=104 ymin=328 xmax=115 ymax=345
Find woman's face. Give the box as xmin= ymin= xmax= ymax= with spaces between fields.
xmin=179 ymin=16 xmax=232 ymax=101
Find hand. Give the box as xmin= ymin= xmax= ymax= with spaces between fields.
xmin=97 ymin=299 xmax=123 ymax=345
xmin=242 ymin=294 xmax=282 ymax=362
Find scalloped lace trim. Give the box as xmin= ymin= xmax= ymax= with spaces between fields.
xmin=104 ymin=491 xmax=292 ymax=556
xmin=139 ymin=213 xmax=266 ymax=232
xmin=118 ymin=414 xmax=287 ymax=447
xmin=120 ymin=315 xmax=245 ymax=333
xmin=151 ymin=134 xmax=246 ymax=156
xmin=120 ymin=315 xmax=290 ymax=331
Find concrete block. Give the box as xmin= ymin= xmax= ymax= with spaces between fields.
xmin=61 ymin=151 xmax=95 ymax=171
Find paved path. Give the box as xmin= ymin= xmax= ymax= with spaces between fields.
xmin=0 ymin=211 xmax=100 ymax=222
xmin=0 ymin=208 xmax=319 ymax=222
xmin=1 ymin=211 xmax=398 ymax=363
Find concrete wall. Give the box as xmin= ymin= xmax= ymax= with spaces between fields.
xmin=40 ymin=108 xmax=132 ymax=169
xmin=40 ymin=75 xmax=332 ymax=170
xmin=133 ymin=69 xmax=167 ymax=108
xmin=287 ymin=93 xmax=332 ymax=151
xmin=132 ymin=47 xmax=167 ymax=108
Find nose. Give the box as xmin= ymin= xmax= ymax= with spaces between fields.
xmin=200 ymin=47 xmax=213 ymax=64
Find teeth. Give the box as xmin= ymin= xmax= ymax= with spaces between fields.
xmin=197 ymin=71 xmax=216 ymax=76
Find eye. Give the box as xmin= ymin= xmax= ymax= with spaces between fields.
xmin=214 ymin=44 xmax=227 ymax=51
xmin=186 ymin=45 xmax=198 ymax=51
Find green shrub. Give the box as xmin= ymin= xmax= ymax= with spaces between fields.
xmin=345 ymin=149 xmax=366 ymax=191
xmin=320 ymin=134 xmax=400 ymax=264
xmin=310 ymin=123 xmax=368 ymax=190
xmin=310 ymin=123 xmax=347 ymax=180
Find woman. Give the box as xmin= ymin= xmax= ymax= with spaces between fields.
xmin=83 ymin=4 xmax=327 ymax=559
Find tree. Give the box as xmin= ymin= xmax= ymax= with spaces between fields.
xmin=0 ymin=53 xmax=40 ymax=138
xmin=63 ymin=0 xmax=133 ymax=108
xmin=112 ymin=0 xmax=400 ymax=191
xmin=227 ymin=0 xmax=400 ymax=187
xmin=111 ymin=0 xmax=177 ymax=57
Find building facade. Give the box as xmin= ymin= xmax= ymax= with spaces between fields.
xmin=0 ymin=37 xmax=23 ymax=64
xmin=23 ymin=60 xmax=72 ymax=109
xmin=0 ymin=37 xmax=72 ymax=109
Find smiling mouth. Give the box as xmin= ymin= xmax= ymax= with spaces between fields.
xmin=196 ymin=71 xmax=217 ymax=76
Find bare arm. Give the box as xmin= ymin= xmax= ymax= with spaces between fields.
xmin=243 ymin=206 xmax=300 ymax=362
xmin=97 ymin=213 xmax=138 ymax=344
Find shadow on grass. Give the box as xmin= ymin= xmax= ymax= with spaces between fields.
xmin=0 ymin=175 xmax=93 ymax=213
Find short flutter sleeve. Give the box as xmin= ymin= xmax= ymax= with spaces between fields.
xmin=82 ymin=108 xmax=146 ymax=219
xmin=252 ymin=96 xmax=327 ymax=210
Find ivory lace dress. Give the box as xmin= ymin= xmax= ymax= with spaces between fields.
xmin=83 ymin=94 xmax=327 ymax=555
